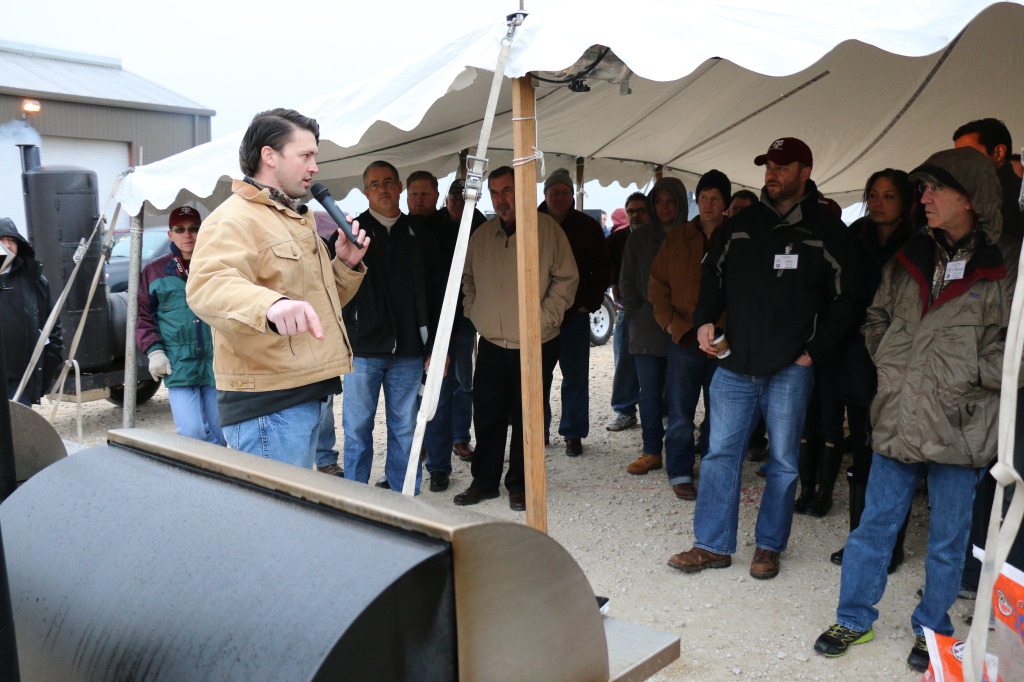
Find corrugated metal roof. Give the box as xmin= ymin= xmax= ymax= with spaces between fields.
xmin=0 ymin=40 xmax=214 ymax=116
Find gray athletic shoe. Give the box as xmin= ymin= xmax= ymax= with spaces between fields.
xmin=605 ymin=413 xmax=637 ymax=431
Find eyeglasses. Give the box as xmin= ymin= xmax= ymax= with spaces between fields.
xmin=625 ymin=208 xmax=647 ymax=216
xmin=547 ymin=190 xmax=573 ymax=198
xmin=367 ymin=178 xmax=398 ymax=192
xmin=917 ymin=181 xmax=945 ymax=196
xmin=171 ymin=226 xmax=200 ymax=234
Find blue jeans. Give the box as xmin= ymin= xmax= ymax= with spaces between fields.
xmin=424 ymin=367 xmax=456 ymax=474
xmin=837 ymin=453 xmax=984 ymax=636
xmin=544 ymin=311 xmax=591 ymax=440
xmin=635 ymin=354 xmax=667 ymax=455
xmin=610 ymin=311 xmax=639 ymax=417
xmin=315 ymin=394 xmax=339 ymax=467
xmin=223 ymin=399 xmax=326 ymax=468
xmin=342 ymin=355 xmax=423 ymax=493
xmin=167 ymin=385 xmax=225 ymax=445
xmin=665 ymin=343 xmax=715 ymax=484
xmin=451 ymin=317 xmax=475 ymax=444
xmin=693 ymin=363 xmax=814 ymax=554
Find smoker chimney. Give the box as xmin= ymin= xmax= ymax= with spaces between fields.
xmin=17 ymin=144 xmax=40 ymax=174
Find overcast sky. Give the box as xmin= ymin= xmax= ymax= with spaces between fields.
xmin=6 ymin=1 xmax=504 ymax=137
xmin=3 ymin=1 xmax=654 ymax=218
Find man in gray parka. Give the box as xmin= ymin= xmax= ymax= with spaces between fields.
xmin=618 ymin=178 xmax=688 ymax=479
xmin=815 ymin=147 xmax=1019 ymax=673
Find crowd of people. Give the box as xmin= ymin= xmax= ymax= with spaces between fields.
xmin=5 ymin=107 xmax=1024 ymax=674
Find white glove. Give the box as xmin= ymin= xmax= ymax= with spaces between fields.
xmin=147 ymin=349 xmax=172 ymax=379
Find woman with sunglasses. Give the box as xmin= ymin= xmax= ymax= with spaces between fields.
xmin=135 ymin=206 xmax=224 ymax=445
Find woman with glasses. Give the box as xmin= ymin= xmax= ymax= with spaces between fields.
xmin=136 ymin=206 xmax=224 ymax=445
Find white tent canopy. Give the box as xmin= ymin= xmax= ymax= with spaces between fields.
xmin=116 ymin=0 xmax=1024 ymax=214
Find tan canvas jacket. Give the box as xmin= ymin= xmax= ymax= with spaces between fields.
xmin=462 ymin=213 xmax=578 ymax=349
xmin=186 ymin=180 xmax=365 ymax=391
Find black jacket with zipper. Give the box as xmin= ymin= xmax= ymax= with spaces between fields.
xmin=693 ymin=180 xmax=863 ymax=377
xmin=336 ymin=211 xmax=442 ymax=357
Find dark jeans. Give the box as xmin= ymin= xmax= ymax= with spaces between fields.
xmin=470 ymin=337 xmax=559 ymax=493
xmin=664 ymin=342 xmax=715 ymax=484
xmin=803 ymin=361 xmax=844 ymax=446
xmin=544 ymin=311 xmax=591 ymax=440
xmin=610 ymin=311 xmax=639 ymax=417
xmin=635 ymin=354 xmax=668 ymax=456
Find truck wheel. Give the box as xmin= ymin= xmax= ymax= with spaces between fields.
xmin=590 ymin=296 xmax=614 ymax=347
xmin=107 ymin=378 xmax=162 ymax=406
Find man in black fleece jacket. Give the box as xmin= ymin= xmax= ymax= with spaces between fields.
xmin=341 ymin=160 xmax=442 ymax=494
xmin=668 ymin=137 xmax=861 ymax=580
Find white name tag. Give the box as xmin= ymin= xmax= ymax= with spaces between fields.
xmin=944 ymin=260 xmax=966 ymax=280
xmin=774 ymin=254 xmax=799 ymax=270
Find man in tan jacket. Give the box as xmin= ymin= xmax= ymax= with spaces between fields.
xmin=453 ymin=166 xmax=578 ymax=511
xmin=186 ymin=108 xmax=368 ymax=469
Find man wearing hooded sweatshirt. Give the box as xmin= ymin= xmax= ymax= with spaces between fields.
xmin=669 ymin=138 xmax=861 ymax=581
xmin=0 ymin=218 xmax=63 ymax=406
xmin=619 ymin=177 xmax=689 ymax=479
xmin=813 ymin=147 xmax=1018 ymax=672
xmin=648 ymin=170 xmax=731 ymax=501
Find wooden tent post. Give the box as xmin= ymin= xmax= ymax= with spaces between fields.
xmin=575 ymin=156 xmax=585 ymax=210
xmin=512 ymin=76 xmax=546 ymax=533
xmin=654 ymin=164 xmax=664 ymax=181
xmin=458 ymin=149 xmax=469 ymax=179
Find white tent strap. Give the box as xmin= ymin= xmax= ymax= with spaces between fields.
xmin=15 ymin=172 xmax=127 ymax=407
xmin=402 ymin=9 xmax=526 ymax=495
xmin=960 ymin=246 xmax=1024 ymax=682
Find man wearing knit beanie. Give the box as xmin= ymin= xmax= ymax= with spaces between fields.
xmin=539 ymin=168 xmax=612 ymax=457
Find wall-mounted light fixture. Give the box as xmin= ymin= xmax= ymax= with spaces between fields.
xmin=22 ymin=99 xmax=41 ymax=115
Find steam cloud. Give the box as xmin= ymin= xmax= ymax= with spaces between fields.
xmin=0 ymin=119 xmax=42 ymax=147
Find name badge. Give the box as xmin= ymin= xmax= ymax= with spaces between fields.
xmin=774 ymin=254 xmax=799 ymax=270
xmin=944 ymin=260 xmax=966 ymax=281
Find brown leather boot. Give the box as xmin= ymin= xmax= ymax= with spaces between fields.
xmin=668 ymin=546 xmax=732 ymax=573
xmin=626 ymin=453 xmax=663 ymax=475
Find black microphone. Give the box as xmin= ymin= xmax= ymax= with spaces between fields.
xmin=310 ymin=182 xmax=364 ymax=249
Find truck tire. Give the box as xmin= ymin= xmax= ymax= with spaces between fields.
xmin=107 ymin=378 xmax=162 ymax=406
xmin=589 ymin=295 xmax=615 ymax=347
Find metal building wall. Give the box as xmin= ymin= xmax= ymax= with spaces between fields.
xmin=0 ymin=95 xmax=211 ymax=164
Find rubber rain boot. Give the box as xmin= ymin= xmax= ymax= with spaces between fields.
xmin=794 ymin=436 xmax=818 ymax=514
xmin=807 ymin=442 xmax=842 ymax=517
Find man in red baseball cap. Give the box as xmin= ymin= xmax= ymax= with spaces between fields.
xmin=136 ymin=206 xmax=223 ymax=445
xmin=667 ymin=136 xmax=862 ymax=582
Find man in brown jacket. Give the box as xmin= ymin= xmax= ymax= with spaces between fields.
xmin=648 ymin=170 xmax=731 ymax=500
xmin=453 ymin=166 xmax=578 ymax=511
xmin=187 ymin=108 xmax=367 ymax=469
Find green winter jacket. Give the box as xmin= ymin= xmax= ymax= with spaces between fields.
xmin=136 ymin=249 xmax=215 ymax=389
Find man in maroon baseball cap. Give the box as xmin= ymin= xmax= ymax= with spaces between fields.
xmin=754 ymin=137 xmax=814 ymax=167
xmin=667 ymin=135 xmax=862 ymax=583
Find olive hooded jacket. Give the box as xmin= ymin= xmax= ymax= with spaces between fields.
xmin=865 ymin=148 xmax=1020 ymax=467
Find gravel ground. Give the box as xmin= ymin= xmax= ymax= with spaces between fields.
xmin=32 ymin=341 xmax=965 ymax=680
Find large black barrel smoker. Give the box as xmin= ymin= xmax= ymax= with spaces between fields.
xmin=0 ymin=430 xmax=679 ymax=681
